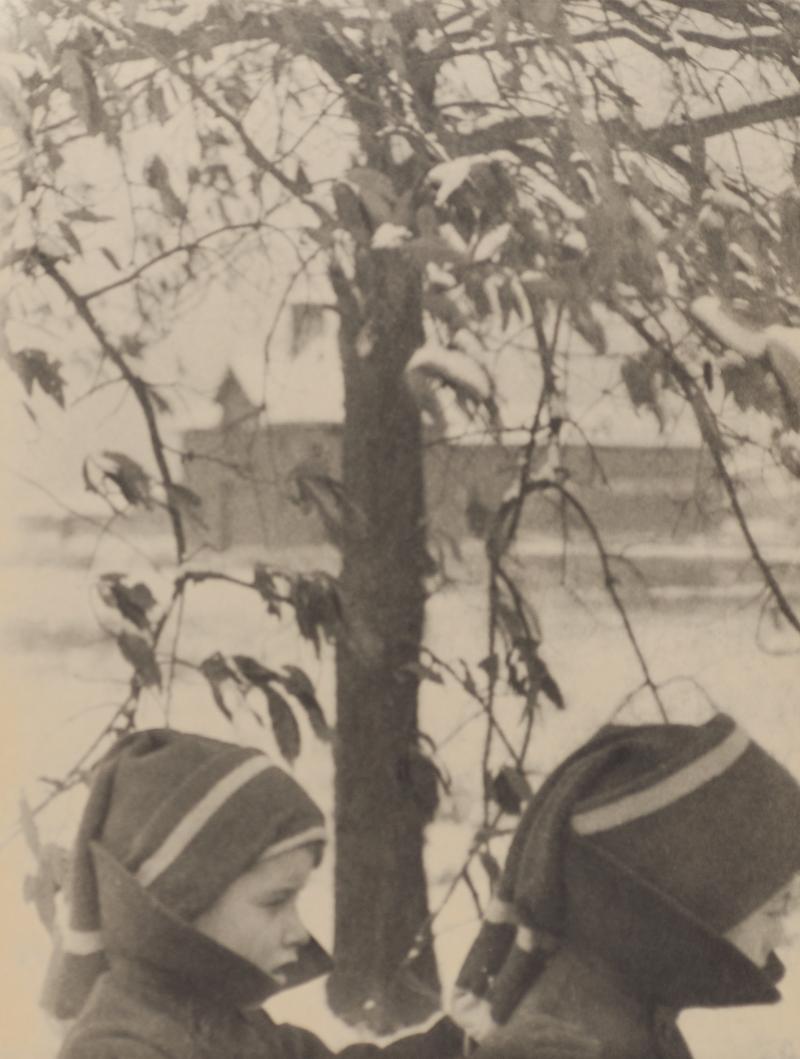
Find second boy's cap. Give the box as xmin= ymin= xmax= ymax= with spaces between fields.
xmin=455 ymin=713 xmax=800 ymax=1032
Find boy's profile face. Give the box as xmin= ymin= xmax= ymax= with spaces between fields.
xmin=724 ymin=876 xmax=800 ymax=967
xmin=194 ymin=846 xmax=316 ymax=976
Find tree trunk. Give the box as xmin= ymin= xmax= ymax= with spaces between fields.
xmin=327 ymin=252 xmax=440 ymax=1031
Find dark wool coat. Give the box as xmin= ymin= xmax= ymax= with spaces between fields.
xmin=58 ymin=847 xmax=464 ymax=1059
xmin=472 ymin=945 xmax=695 ymax=1059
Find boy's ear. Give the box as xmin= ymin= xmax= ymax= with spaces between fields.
xmin=474 ymin=1013 xmax=602 ymax=1059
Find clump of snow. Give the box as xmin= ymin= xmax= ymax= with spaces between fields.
xmin=702 ymin=185 xmax=751 ymax=215
xmin=472 ymin=223 xmax=511 ymax=263
xmin=734 ymin=272 xmax=763 ymax=294
xmin=426 ymin=262 xmax=456 ymax=288
xmin=439 ymin=223 xmax=469 ymax=255
xmin=562 ymin=230 xmax=588 ymax=255
xmin=766 ymin=326 xmax=800 ymax=364
xmin=371 ymin=223 xmax=411 ymax=249
xmin=729 ymin=243 xmax=757 ymax=273
xmin=690 ymin=300 xmax=800 ymax=409
xmin=388 ymin=133 xmax=414 ymax=165
xmin=698 ymin=205 xmax=725 ymax=231
xmin=520 ymin=170 xmax=586 ymax=222
xmin=690 ymin=296 xmax=766 ymax=358
xmin=630 ymin=199 xmax=667 ymax=245
xmin=406 ymin=345 xmax=492 ymax=403
xmin=427 ymin=156 xmax=482 ymax=206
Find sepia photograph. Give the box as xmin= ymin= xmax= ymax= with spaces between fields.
xmin=1 ymin=2 xmax=799 ymax=1057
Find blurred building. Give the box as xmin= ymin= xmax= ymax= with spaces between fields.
xmin=181 ymin=366 xmax=721 ymax=552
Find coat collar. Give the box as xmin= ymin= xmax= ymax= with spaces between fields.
xmin=513 ymin=945 xmax=691 ymax=1059
xmin=91 ymin=842 xmax=332 ymax=1011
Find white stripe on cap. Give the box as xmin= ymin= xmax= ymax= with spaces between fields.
xmin=572 ymin=726 xmax=750 ymax=835
xmin=61 ymin=927 xmax=104 ymax=956
xmin=136 ymin=755 xmax=272 ymax=887
xmin=257 ymin=825 xmax=327 ymax=861
xmin=56 ymin=891 xmax=105 ymax=955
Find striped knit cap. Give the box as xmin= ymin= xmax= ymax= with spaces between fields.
xmin=454 ymin=714 xmax=800 ymax=1039
xmin=42 ymin=728 xmax=326 ymax=1020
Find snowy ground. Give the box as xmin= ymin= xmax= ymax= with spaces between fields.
xmin=1 ymin=529 xmax=799 ymax=1059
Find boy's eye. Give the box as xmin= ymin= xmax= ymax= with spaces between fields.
xmin=765 ymin=894 xmax=799 ymax=919
xmin=259 ymin=893 xmax=292 ymax=910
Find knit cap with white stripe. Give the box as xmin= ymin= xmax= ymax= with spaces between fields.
xmin=454 ymin=713 xmax=800 ymax=1039
xmin=42 ymin=729 xmax=326 ymax=1020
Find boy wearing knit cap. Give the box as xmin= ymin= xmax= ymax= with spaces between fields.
xmin=45 ymin=728 xmax=469 ymax=1059
xmin=453 ymin=713 xmax=800 ymax=1059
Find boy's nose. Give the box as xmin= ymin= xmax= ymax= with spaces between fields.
xmin=284 ymin=910 xmax=310 ymax=948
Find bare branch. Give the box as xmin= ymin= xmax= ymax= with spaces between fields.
xmin=33 ymin=251 xmax=187 ymax=562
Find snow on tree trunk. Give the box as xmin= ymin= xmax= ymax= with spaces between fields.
xmin=328 ymin=252 xmax=439 ymax=1030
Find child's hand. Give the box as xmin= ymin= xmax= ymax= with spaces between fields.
xmin=473 ymin=1013 xmax=603 ymax=1059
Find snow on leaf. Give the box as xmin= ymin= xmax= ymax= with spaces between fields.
xmin=427 ymin=156 xmax=481 ymax=206
xmin=520 ymin=170 xmax=586 ymax=222
xmin=371 ymin=223 xmax=411 ymax=249
xmin=404 ymin=368 xmax=447 ymax=435
xmin=765 ymin=325 xmax=800 ymax=365
xmin=690 ymin=296 xmax=766 ymax=358
xmin=388 ymin=133 xmax=413 ymax=165
xmin=562 ymin=230 xmax=587 ymax=255
xmin=406 ymin=346 xmax=492 ymax=404
xmin=702 ymin=186 xmax=751 ymax=215
xmin=472 ymin=223 xmax=511 ymax=263
xmin=426 ymin=262 xmax=456 ymax=288
xmin=405 ymin=235 xmax=465 ymax=268
xmin=729 ymin=242 xmax=757 ymax=273
xmin=438 ymin=224 xmax=469 ymax=255
xmin=698 ymin=205 xmax=725 ymax=232
xmin=630 ymin=199 xmax=666 ymax=246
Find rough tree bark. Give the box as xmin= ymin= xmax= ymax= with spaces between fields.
xmin=329 ymin=251 xmax=439 ymax=1030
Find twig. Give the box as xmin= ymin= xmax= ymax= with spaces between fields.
xmin=524 ymin=478 xmax=670 ymax=722
xmin=34 ymin=251 xmax=187 ymax=563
